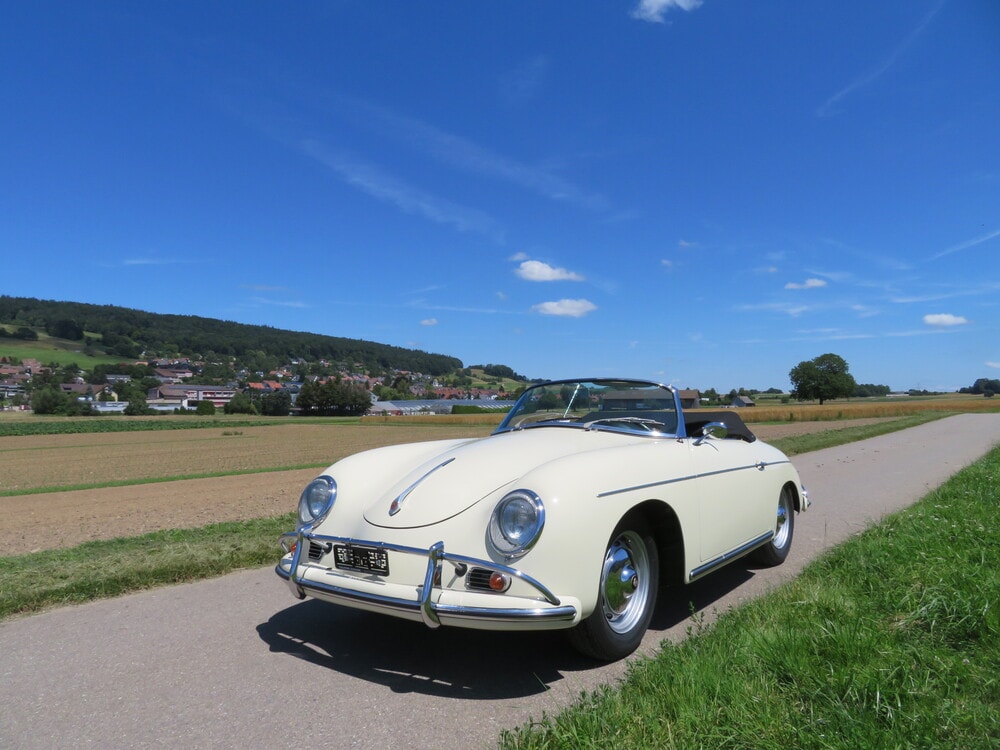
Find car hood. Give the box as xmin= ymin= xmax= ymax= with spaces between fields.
xmin=362 ymin=427 xmax=622 ymax=529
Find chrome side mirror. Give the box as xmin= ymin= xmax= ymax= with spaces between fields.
xmin=693 ymin=421 xmax=728 ymax=445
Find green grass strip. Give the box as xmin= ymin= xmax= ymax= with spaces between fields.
xmin=0 ymin=464 xmax=328 ymax=497
xmin=0 ymin=416 xmax=358 ymax=437
xmin=499 ymin=445 xmax=1000 ymax=749
xmin=768 ymin=411 xmax=949 ymax=455
xmin=0 ymin=514 xmax=296 ymax=619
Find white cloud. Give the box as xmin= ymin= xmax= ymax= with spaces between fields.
xmin=499 ymin=56 xmax=549 ymax=106
xmin=739 ymin=302 xmax=811 ymax=317
xmin=986 ymin=361 xmax=1000 ymax=369
xmin=531 ymin=299 xmax=597 ymax=317
xmin=242 ymin=284 xmax=288 ymax=292
xmin=250 ymin=297 xmax=309 ymax=309
xmin=851 ymin=304 xmax=880 ymax=318
xmin=661 ymin=259 xmax=674 ymax=270
xmin=420 ymin=318 xmax=438 ymax=326
xmin=516 ymin=259 xmax=585 ymax=282
xmin=631 ymin=0 xmax=703 ymax=23
xmin=123 ymin=257 xmax=193 ymax=266
xmin=923 ymin=313 xmax=968 ymax=327
xmin=785 ymin=278 xmax=828 ymax=290
xmin=509 ymin=251 xmax=529 ymax=262
xmin=892 ymin=282 xmax=1000 ymax=304
xmin=818 ymin=1 xmax=944 ymax=117
xmin=929 ymin=228 xmax=1000 ymax=261
xmin=352 ymin=100 xmax=608 ymax=212
xmin=299 ymin=140 xmax=502 ymax=240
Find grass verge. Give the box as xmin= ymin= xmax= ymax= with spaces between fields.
xmin=0 ymin=416 xmax=358 ymax=437
xmin=499 ymin=446 xmax=1000 ymax=749
xmin=0 ymin=514 xmax=294 ymax=619
xmin=767 ymin=411 xmax=947 ymax=455
xmin=0 ymin=464 xmax=327 ymax=497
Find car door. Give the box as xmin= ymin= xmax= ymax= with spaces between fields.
xmin=686 ymin=437 xmax=775 ymax=564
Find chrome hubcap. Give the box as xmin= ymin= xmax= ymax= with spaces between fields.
xmin=601 ymin=531 xmax=650 ymax=634
xmin=773 ymin=492 xmax=791 ymax=549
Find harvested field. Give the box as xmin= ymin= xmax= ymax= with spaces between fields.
xmin=0 ymin=419 xmax=889 ymax=556
xmin=0 ymin=423 xmax=492 ymax=494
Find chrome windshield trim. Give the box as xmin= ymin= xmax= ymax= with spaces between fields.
xmin=501 ymin=419 xmax=679 ymax=439
xmin=494 ymin=378 xmax=681 ymax=435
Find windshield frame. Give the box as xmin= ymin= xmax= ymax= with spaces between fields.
xmin=494 ymin=378 xmax=682 ymax=437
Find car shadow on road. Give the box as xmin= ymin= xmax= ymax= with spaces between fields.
xmin=650 ymin=564 xmax=756 ymax=632
xmin=256 ymin=564 xmax=756 ymax=700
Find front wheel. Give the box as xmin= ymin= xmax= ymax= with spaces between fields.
xmin=752 ymin=485 xmax=795 ymax=567
xmin=568 ymin=519 xmax=659 ymax=661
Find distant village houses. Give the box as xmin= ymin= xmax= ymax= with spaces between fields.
xmin=147 ymin=384 xmax=238 ymax=410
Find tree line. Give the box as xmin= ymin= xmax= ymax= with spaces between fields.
xmin=960 ymin=378 xmax=1000 ymax=397
xmin=0 ymin=295 xmax=462 ymax=375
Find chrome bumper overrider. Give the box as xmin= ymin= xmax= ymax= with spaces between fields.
xmin=275 ymin=530 xmax=578 ymax=628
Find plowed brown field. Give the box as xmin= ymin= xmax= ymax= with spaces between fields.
xmin=0 ymin=420 xmax=887 ymax=556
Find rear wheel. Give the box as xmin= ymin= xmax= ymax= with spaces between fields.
xmin=752 ymin=485 xmax=795 ymax=566
xmin=568 ymin=518 xmax=659 ymax=661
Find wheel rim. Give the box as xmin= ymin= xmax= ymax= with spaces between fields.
xmin=600 ymin=530 xmax=651 ymax=634
xmin=772 ymin=490 xmax=792 ymax=550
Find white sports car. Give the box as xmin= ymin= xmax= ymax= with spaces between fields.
xmin=276 ymin=378 xmax=809 ymax=660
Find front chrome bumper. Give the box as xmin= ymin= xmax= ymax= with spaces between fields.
xmin=275 ymin=529 xmax=578 ymax=629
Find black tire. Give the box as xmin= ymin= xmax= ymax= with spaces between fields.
xmin=568 ymin=518 xmax=659 ymax=661
xmin=752 ymin=485 xmax=795 ymax=567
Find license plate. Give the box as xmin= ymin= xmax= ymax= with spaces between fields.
xmin=333 ymin=544 xmax=390 ymax=576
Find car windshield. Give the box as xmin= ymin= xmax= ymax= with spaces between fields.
xmin=495 ymin=379 xmax=679 ymax=436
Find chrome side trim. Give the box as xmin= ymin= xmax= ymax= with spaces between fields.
xmin=688 ymin=531 xmax=773 ymax=581
xmin=276 ymin=531 xmax=573 ymax=627
xmin=597 ymin=461 xmax=789 ymax=499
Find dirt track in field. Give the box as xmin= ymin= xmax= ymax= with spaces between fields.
xmin=0 ymin=419 xmax=890 ymax=556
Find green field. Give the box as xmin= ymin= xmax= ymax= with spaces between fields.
xmin=0 ymin=329 xmax=123 ymax=368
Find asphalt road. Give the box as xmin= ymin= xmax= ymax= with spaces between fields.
xmin=3 ymin=413 xmax=999 ymax=749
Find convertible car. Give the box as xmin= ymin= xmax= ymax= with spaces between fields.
xmin=276 ymin=378 xmax=809 ymax=660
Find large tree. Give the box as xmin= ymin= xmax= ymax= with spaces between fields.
xmin=789 ymin=353 xmax=857 ymax=405
xmin=297 ymin=378 xmax=371 ymax=416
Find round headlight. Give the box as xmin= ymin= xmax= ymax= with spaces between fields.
xmin=298 ymin=476 xmax=337 ymax=527
xmin=489 ymin=490 xmax=544 ymax=558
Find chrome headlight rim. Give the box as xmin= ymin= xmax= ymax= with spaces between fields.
xmin=297 ymin=475 xmax=337 ymax=529
xmin=488 ymin=489 xmax=545 ymax=559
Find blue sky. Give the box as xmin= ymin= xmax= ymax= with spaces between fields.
xmin=3 ymin=1 xmax=998 ymax=391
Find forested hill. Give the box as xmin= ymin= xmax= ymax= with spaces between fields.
xmin=0 ymin=296 xmax=463 ymax=375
